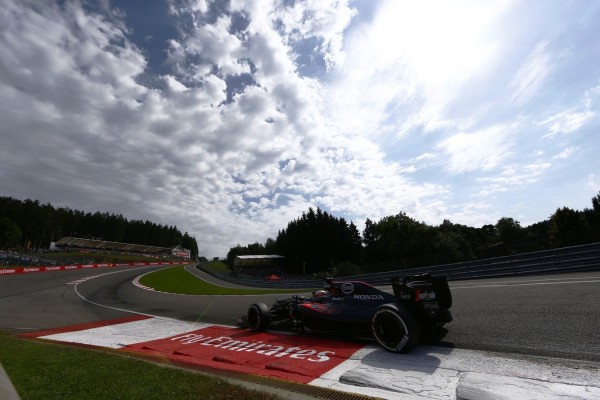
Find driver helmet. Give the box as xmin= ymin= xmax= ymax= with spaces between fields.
xmin=314 ymin=290 xmax=328 ymax=297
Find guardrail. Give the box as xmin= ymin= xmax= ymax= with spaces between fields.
xmin=198 ymin=242 xmax=600 ymax=288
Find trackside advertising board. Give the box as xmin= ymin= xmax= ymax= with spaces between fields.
xmin=0 ymin=262 xmax=183 ymax=275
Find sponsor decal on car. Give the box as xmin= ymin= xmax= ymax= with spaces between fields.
xmin=341 ymin=282 xmax=354 ymax=294
xmin=353 ymin=294 xmax=385 ymax=300
xmin=419 ymin=291 xmax=436 ymax=301
xmin=398 ymin=290 xmax=436 ymax=301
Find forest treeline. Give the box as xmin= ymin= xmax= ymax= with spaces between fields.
xmin=227 ymin=192 xmax=600 ymax=275
xmin=0 ymin=197 xmax=198 ymax=259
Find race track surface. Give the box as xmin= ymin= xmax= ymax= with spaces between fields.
xmin=1 ymin=266 xmax=599 ymax=362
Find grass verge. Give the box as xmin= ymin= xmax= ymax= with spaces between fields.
xmin=0 ymin=332 xmax=281 ymax=400
xmin=202 ymin=260 xmax=232 ymax=274
xmin=139 ymin=266 xmax=314 ymax=295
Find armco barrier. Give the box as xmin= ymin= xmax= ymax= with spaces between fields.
xmin=198 ymin=242 xmax=600 ymax=288
xmin=0 ymin=261 xmax=185 ymax=276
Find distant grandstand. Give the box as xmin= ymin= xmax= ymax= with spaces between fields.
xmin=233 ymin=255 xmax=285 ymax=278
xmin=54 ymin=237 xmax=190 ymax=259
xmin=233 ymin=254 xmax=284 ymax=267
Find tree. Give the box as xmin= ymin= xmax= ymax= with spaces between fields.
xmin=0 ymin=217 xmax=22 ymax=248
xmin=264 ymin=238 xmax=276 ymax=253
xmin=0 ymin=196 xmax=199 ymax=256
xmin=495 ymin=217 xmax=524 ymax=243
xmin=362 ymin=218 xmax=383 ymax=264
xmin=333 ymin=261 xmax=362 ymax=277
xmin=584 ymin=191 xmax=600 ymax=241
xmin=432 ymin=220 xmax=475 ymax=264
xmin=181 ymin=232 xmax=199 ymax=260
xmin=361 ymin=212 xmax=433 ymax=270
xmin=226 ymin=244 xmax=247 ymax=266
xmin=592 ymin=192 xmax=600 ymax=214
xmin=549 ymin=207 xmax=587 ymax=247
xmin=274 ymin=207 xmax=362 ymax=274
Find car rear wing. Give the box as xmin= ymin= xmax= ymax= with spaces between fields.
xmin=391 ymin=273 xmax=452 ymax=310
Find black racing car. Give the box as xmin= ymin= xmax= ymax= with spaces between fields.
xmin=239 ymin=273 xmax=452 ymax=353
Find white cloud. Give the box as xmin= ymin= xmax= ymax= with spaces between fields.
xmin=511 ymin=40 xmax=553 ymax=106
xmin=587 ymin=174 xmax=600 ymax=192
xmin=1 ymin=0 xmax=443 ymax=256
xmin=443 ymin=201 xmax=495 ymax=228
xmin=1 ymin=0 xmax=599 ymax=257
xmin=167 ymin=15 xmax=249 ymax=78
xmin=416 ymin=153 xmax=435 ymax=162
xmin=476 ymin=162 xmax=552 ymax=196
xmin=325 ymin=0 xmax=508 ymax=139
xmin=542 ymin=110 xmax=595 ymax=137
xmin=553 ymin=147 xmax=578 ymax=159
xmin=539 ymin=81 xmax=599 ymax=137
xmin=270 ymin=0 xmax=357 ymax=70
xmin=437 ymin=124 xmax=516 ymax=174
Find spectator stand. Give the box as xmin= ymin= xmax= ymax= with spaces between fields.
xmin=233 ymin=255 xmax=285 ymax=280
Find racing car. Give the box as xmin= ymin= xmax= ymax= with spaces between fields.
xmin=239 ymin=273 xmax=452 ymax=353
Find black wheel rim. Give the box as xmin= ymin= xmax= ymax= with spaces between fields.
xmin=248 ymin=307 xmax=260 ymax=330
xmin=375 ymin=311 xmax=407 ymax=350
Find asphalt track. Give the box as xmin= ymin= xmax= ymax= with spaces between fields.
xmin=1 ymin=266 xmax=599 ymax=363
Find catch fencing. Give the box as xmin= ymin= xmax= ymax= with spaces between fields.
xmin=198 ymin=242 xmax=600 ymax=288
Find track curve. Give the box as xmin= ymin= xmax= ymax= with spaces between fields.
xmin=1 ymin=266 xmax=599 ymax=362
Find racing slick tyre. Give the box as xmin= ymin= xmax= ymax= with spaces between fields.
xmin=371 ymin=303 xmax=420 ymax=353
xmin=247 ymin=303 xmax=270 ymax=331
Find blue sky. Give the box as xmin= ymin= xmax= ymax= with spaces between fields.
xmin=1 ymin=0 xmax=599 ymax=257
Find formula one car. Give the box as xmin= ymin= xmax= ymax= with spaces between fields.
xmin=239 ymin=274 xmax=452 ymax=353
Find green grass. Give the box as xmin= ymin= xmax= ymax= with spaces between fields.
xmin=0 ymin=332 xmax=281 ymax=400
xmin=140 ymin=266 xmax=314 ymax=295
xmin=202 ymin=260 xmax=233 ymax=274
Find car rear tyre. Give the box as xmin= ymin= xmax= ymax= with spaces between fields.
xmin=371 ymin=304 xmax=419 ymax=353
xmin=247 ymin=303 xmax=270 ymax=331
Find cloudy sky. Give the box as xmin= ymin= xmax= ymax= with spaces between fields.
xmin=1 ymin=0 xmax=599 ymax=257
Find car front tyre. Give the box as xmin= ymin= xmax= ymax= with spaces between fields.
xmin=247 ymin=303 xmax=270 ymax=331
